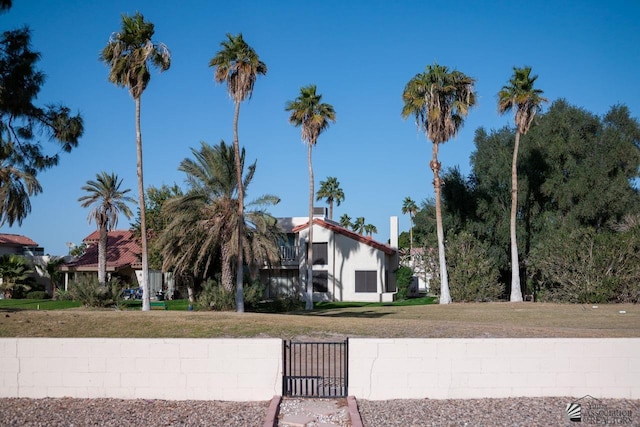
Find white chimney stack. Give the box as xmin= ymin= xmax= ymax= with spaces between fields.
xmin=390 ymin=216 xmax=398 ymax=249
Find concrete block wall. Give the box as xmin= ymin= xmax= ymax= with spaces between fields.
xmin=0 ymin=338 xmax=281 ymax=401
xmin=2 ymin=337 xmax=638 ymax=401
xmin=348 ymin=338 xmax=640 ymax=400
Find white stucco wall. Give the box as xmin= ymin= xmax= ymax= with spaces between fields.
xmin=1 ymin=338 xmax=638 ymax=401
xmin=0 ymin=338 xmax=281 ymax=401
xmin=348 ymin=338 xmax=640 ymax=400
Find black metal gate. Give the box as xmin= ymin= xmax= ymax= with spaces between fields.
xmin=282 ymin=339 xmax=348 ymax=398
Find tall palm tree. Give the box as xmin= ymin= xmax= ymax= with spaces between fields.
xmin=339 ymin=213 xmax=352 ymax=229
xmin=402 ymin=197 xmax=418 ymax=256
xmin=498 ymin=66 xmax=547 ymax=302
xmin=209 ymin=33 xmax=267 ymax=313
xmin=158 ymin=141 xmax=280 ymax=293
xmin=402 ymin=63 xmax=476 ymax=304
xmin=364 ymin=223 xmax=378 ymax=237
xmin=286 ymin=85 xmax=336 ymax=310
xmin=100 ymin=12 xmax=171 ymax=311
xmin=78 ymin=172 xmax=135 ymax=284
xmin=316 ymin=176 xmax=344 ymax=220
xmin=352 ymin=217 xmax=366 ymax=235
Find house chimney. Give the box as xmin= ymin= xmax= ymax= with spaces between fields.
xmin=313 ymin=206 xmax=328 ymax=219
xmin=390 ymin=216 xmax=398 ymax=249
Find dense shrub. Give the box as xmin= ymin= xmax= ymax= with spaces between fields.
xmin=446 ymin=231 xmax=504 ymax=302
xmin=394 ymin=266 xmax=414 ymax=301
xmin=197 ymin=279 xmax=235 ymax=310
xmin=26 ymin=291 xmax=49 ymax=299
xmin=243 ymin=280 xmax=266 ymax=310
xmin=67 ymin=277 xmax=125 ymax=308
xmin=54 ymin=288 xmax=72 ymax=301
xmin=529 ymin=225 xmax=640 ymax=303
xmin=197 ymin=279 xmax=266 ymax=311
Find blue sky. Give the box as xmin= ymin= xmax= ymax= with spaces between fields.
xmin=2 ymin=0 xmax=639 ymax=255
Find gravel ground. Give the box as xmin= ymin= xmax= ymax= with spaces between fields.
xmin=1 ymin=397 xmax=638 ymax=426
xmin=357 ymin=397 xmax=640 ymax=427
xmin=0 ymin=398 xmax=270 ymax=427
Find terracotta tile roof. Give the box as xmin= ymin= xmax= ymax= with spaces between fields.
xmin=60 ymin=229 xmax=141 ymax=272
xmin=0 ymin=233 xmax=39 ymax=247
xmin=293 ymin=219 xmax=396 ymax=255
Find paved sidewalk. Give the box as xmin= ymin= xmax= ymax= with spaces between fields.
xmin=263 ymin=396 xmax=363 ymax=427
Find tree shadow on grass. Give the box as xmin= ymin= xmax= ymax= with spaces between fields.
xmin=286 ymin=308 xmax=395 ymax=318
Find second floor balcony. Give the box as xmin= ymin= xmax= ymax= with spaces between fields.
xmin=279 ymin=245 xmax=298 ymax=266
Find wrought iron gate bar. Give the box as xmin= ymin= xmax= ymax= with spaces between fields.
xmin=282 ymin=339 xmax=348 ymax=398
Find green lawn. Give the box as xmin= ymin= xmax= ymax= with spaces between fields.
xmin=0 ymin=299 xmax=81 ymax=310
xmin=314 ymin=296 xmax=437 ymax=309
xmin=0 ymin=296 xmax=437 ymax=313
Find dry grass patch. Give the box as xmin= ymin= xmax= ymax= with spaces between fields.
xmin=0 ymin=302 xmax=637 ymax=339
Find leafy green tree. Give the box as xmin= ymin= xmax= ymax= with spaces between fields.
xmin=468 ymin=100 xmax=640 ymax=301
xmin=316 ymin=176 xmax=344 ymax=220
xmin=209 ymin=33 xmax=266 ymax=313
xmin=401 ymin=63 xmax=476 ymax=304
xmin=78 ymin=172 xmax=135 ymax=284
xmin=158 ymin=141 xmax=281 ymax=297
xmin=0 ymin=1 xmax=11 ymax=12
xmin=533 ymin=101 xmax=640 ymax=228
xmin=339 ymin=213 xmax=352 ymax=229
xmin=498 ymin=66 xmax=547 ymax=302
xmin=469 ymin=127 xmax=518 ymax=278
xmin=0 ymin=28 xmax=83 ymax=226
xmin=401 ymin=197 xmax=418 ymax=254
xmin=100 ymin=12 xmax=170 ymax=311
xmin=0 ymin=254 xmax=33 ymax=298
xmin=286 ymin=85 xmax=336 ymax=310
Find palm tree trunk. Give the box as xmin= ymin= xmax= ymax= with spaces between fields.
xmin=221 ymin=242 xmax=233 ymax=292
xmin=431 ymin=142 xmax=451 ymax=304
xmin=98 ymin=224 xmax=107 ymax=284
xmin=233 ymin=100 xmax=245 ymax=313
xmin=306 ymin=142 xmax=314 ymax=310
xmin=136 ymin=96 xmax=151 ymax=312
xmin=328 ymin=201 xmax=333 ymax=221
xmin=510 ymin=131 xmax=523 ymax=302
xmin=409 ymin=216 xmax=414 ymax=261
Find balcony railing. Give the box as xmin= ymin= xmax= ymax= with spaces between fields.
xmin=280 ymin=245 xmax=298 ymax=265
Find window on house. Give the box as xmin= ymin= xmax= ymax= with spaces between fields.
xmin=312 ymin=242 xmax=328 ymax=265
xmin=355 ymin=270 xmax=377 ymax=293
xmin=313 ymin=270 xmax=328 ymax=292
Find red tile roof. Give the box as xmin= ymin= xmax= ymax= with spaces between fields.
xmin=61 ymin=229 xmax=141 ymax=272
xmin=292 ymin=219 xmax=396 ymax=255
xmin=0 ymin=233 xmax=39 ymax=247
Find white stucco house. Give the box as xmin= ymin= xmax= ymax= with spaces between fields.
xmin=260 ymin=209 xmax=400 ymax=303
xmin=0 ymin=233 xmax=53 ymax=296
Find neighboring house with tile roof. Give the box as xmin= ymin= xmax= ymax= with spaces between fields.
xmin=0 ymin=233 xmax=53 ymax=296
xmin=260 ymin=210 xmax=399 ymax=303
xmin=59 ymin=230 xmax=143 ymax=289
xmin=0 ymin=233 xmax=44 ymax=256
